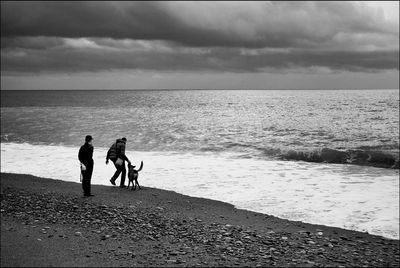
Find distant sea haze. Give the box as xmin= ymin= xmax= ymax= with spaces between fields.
xmin=1 ymin=89 xmax=399 ymax=169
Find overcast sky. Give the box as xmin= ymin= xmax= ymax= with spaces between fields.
xmin=1 ymin=1 xmax=399 ymax=90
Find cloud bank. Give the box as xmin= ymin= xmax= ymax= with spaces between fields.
xmin=1 ymin=1 xmax=399 ymax=74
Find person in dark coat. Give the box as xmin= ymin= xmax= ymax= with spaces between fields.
xmin=78 ymin=135 xmax=94 ymax=197
xmin=106 ymin=137 xmax=131 ymax=188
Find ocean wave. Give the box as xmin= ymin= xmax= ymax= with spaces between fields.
xmin=279 ymin=148 xmax=399 ymax=169
xmin=207 ymin=142 xmax=399 ymax=169
xmin=2 ymin=136 xmax=399 ymax=169
xmin=208 ymin=141 xmax=399 ymax=169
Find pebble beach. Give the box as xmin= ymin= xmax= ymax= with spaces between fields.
xmin=1 ymin=172 xmax=399 ymax=267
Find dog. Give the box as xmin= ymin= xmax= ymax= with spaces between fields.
xmin=127 ymin=161 xmax=143 ymax=191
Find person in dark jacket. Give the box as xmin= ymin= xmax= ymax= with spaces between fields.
xmin=78 ymin=135 xmax=94 ymax=197
xmin=106 ymin=137 xmax=131 ymax=188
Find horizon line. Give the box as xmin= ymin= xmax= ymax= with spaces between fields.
xmin=1 ymin=88 xmax=399 ymax=91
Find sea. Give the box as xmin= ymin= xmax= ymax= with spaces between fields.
xmin=1 ymin=89 xmax=399 ymax=239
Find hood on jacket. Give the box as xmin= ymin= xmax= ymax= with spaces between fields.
xmin=116 ymin=139 xmax=126 ymax=144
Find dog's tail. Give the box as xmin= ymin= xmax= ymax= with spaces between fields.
xmin=137 ymin=161 xmax=143 ymax=172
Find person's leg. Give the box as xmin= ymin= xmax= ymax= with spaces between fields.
xmin=119 ymin=162 xmax=126 ymax=187
xmin=111 ymin=162 xmax=122 ymax=184
xmin=82 ymin=170 xmax=90 ymax=196
xmin=86 ymin=165 xmax=93 ymax=195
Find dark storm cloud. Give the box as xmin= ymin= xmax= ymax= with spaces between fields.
xmin=2 ymin=2 xmax=197 ymax=44
xmin=2 ymin=39 xmax=398 ymax=73
xmin=1 ymin=1 xmax=398 ymax=74
xmin=2 ymin=1 xmax=397 ymax=48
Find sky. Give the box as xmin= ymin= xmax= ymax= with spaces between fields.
xmin=1 ymin=1 xmax=399 ymax=90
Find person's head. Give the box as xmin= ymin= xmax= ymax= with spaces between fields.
xmin=85 ymin=135 xmax=93 ymax=145
xmin=122 ymin=137 xmax=127 ymax=142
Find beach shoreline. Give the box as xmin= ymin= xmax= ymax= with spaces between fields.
xmin=1 ymin=172 xmax=399 ymax=267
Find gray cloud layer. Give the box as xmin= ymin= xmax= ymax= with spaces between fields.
xmin=2 ymin=37 xmax=398 ymax=73
xmin=1 ymin=1 xmax=399 ymax=74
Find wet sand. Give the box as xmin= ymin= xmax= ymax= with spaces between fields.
xmin=1 ymin=172 xmax=399 ymax=267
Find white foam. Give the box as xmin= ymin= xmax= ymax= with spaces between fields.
xmin=1 ymin=142 xmax=399 ymax=239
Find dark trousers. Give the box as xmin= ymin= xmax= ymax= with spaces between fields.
xmin=81 ymin=164 xmax=93 ymax=195
xmin=111 ymin=160 xmax=126 ymax=186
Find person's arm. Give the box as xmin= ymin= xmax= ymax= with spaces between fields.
xmin=120 ymin=154 xmax=130 ymax=162
xmin=78 ymin=146 xmax=87 ymax=168
xmin=78 ymin=146 xmax=84 ymax=163
xmin=106 ymin=148 xmax=110 ymax=162
xmin=119 ymin=144 xmax=130 ymax=163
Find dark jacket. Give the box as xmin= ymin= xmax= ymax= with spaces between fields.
xmin=78 ymin=142 xmax=94 ymax=167
xmin=106 ymin=139 xmax=129 ymax=162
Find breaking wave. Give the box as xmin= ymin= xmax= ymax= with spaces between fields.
xmin=279 ymin=148 xmax=399 ymax=169
xmin=214 ymin=142 xmax=399 ymax=169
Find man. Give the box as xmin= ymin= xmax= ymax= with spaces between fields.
xmin=78 ymin=135 xmax=94 ymax=197
xmin=106 ymin=137 xmax=131 ymax=188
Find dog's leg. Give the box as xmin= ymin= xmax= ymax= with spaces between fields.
xmin=136 ymin=180 xmax=141 ymax=190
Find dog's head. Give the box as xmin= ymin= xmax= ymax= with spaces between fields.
xmin=127 ymin=163 xmax=136 ymax=171
xmin=128 ymin=161 xmax=143 ymax=172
